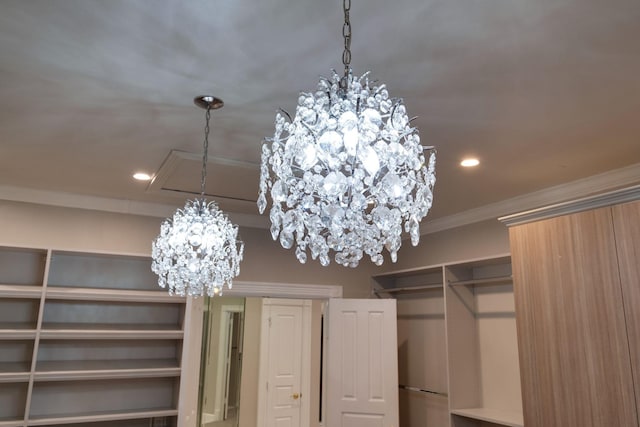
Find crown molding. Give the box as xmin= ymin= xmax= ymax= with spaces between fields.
xmin=499 ymin=184 xmax=640 ymax=227
xmin=421 ymin=162 xmax=640 ymax=234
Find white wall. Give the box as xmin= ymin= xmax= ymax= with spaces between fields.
xmin=387 ymin=219 xmax=511 ymax=271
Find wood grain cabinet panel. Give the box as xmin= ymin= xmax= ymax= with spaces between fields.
xmin=509 ymin=207 xmax=638 ymax=427
xmin=612 ymin=200 xmax=640 ymax=422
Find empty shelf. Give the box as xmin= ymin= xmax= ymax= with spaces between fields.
xmin=27 ymin=408 xmax=178 ymax=426
xmin=448 ymin=275 xmax=512 ymax=287
xmin=451 ymin=407 xmax=523 ymax=427
xmin=45 ymin=287 xmax=185 ymax=303
xmin=34 ymin=359 xmax=180 ymax=381
xmin=375 ymin=284 xmax=443 ymax=294
xmin=0 ymin=284 xmax=42 ymax=299
xmin=399 ymin=384 xmax=448 ymax=397
xmin=39 ymin=328 xmax=183 ymax=340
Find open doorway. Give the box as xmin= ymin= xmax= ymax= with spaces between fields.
xmin=199 ymin=297 xmax=245 ymax=427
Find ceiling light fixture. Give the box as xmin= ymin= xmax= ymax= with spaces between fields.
xmin=133 ymin=172 xmax=152 ymax=181
xmin=257 ymin=0 xmax=436 ymax=267
xmin=460 ymin=158 xmax=479 ymax=167
xmin=152 ymin=96 xmax=244 ymax=297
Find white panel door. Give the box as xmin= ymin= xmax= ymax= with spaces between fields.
xmin=259 ymin=298 xmax=311 ymax=427
xmin=326 ymin=298 xmax=399 ymax=427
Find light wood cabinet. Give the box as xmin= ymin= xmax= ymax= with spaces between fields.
xmin=612 ymin=200 xmax=640 ymax=421
xmin=373 ymin=256 xmax=523 ymax=427
xmin=0 ymin=247 xmax=186 ymax=427
xmin=502 ymin=189 xmax=640 ymax=427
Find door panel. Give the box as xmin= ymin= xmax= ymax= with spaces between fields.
xmin=326 ymin=298 xmax=399 ymax=427
xmin=259 ymin=299 xmax=311 ymax=427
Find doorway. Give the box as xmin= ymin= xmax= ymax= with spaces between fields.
xmin=199 ymin=297 xmax=245 ymax=427
xmin=180 ymin=281 xmax=344 ymax=427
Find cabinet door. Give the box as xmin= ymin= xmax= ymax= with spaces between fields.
xmin=612 ymin=200 xmax=640 ymax=421
xmin=509 ymin=207 xmax=637 ymax=427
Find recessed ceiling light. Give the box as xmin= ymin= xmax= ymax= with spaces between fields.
xmin=460 ymin=158 xmax=480 ymax=168
xmin=133 ymin=172 xmax=152 ymax=181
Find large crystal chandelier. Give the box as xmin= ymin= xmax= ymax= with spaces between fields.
xmin=257 ymin=0 xmax=436 ymax=268
xmin=152 ymin=96 xmax=244 ymax=296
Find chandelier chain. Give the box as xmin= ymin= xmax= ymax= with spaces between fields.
xmin=201 ymin=105 xmax=211 ymax=196
xmin=340 ymin=0 xmax=352 ymax=91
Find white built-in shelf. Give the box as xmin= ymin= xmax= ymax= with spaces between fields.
xmin=33 ymin=367 xmax=181 ymax=381
xmin=0 ymin=362 xmax=31 ymax=383
xmin=26 ymin=408 xmax=178 ymax=426
xmin=0 ymin=284 xmax=42 ymax=299
xmin=374 ymin=283 xmax=443 ymax=294
xmin=451 ymin=407 xmax=524 ymax=427
xmin=0 ymin=372 xmax=30 ymax=383
xmin=448 ymin=275 xmax=512 ymax=287
xmin=33 ymin=359 xmax=180 ymax=381
xmin=0 ymin=322 xmax=37 ymax=339
xmin=399 ymin=384 xmax=448 ymax=397
xmin=39 ymin=327 xmax=183 ymax=340
xmin=0 ymin=246 xmax=185 ymax=426
xmin=44 ymin=287 xmax=185 ymax=303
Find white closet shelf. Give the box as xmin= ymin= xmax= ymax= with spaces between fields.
xmin=39 ymin=328 xmax=183 ymax=340
xmin=0 ymin=420 xmax=24 ymax=427
xmin=0 ymin=362 xmax=31 ymax=383
xmin=0 ymin=327 xmax=37 ymax=339
xmin=36 ymin=358 xmax=179 ymax=371
xmin=374 ymin=283 xmax=443 ymax=294
xmin=448 ymin=275 xmax=512 ymax=287
xmin=0 ymin=372 xmax=30 ymax=383
xmin=26 ymin=408 xmax=178 ymax=426
xmin=451 ymin=407 xmax=524 ymax=427
xmin=0 ymin=284 xmax=42 ymax=299
xmin=44 ymin=287 xmax=185 ymax=303
xmin=33 ymin=367 xmax=181 ymax=382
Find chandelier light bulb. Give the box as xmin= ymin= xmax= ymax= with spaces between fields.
xmin=152 ymin=198 xmax=244 ymax=297
xmin=258 ymin=70 xmax=436 ymax=268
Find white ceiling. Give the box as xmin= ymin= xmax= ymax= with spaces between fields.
xmin=1 ymin=0 xmax=639 ymax=230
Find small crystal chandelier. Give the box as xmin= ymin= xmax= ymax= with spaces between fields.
xmin=257 ymin=0 xmax=436 ymax=268
xmin=152 ymin=96 xmax=244 ymax=296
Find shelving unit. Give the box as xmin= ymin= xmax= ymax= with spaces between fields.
xmin=373 ymin=266 xmax=449 ymax=427
xmin=0 ymin=246 xmax=186 ymax=427
xmin=373 ymin=255 xmax=523 ymax=427
xmin=445 ymin=256 xmax=522 ymax=427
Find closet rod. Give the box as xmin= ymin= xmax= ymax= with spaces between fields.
xmin=399 ymin=384 xmax=448 ymax=397
xmin=448 ymin=275 xmax=512 ymax=287
xmin=374 ymin=283 xmax=443 ymax=294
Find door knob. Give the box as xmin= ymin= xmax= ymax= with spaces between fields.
xmin=292 ymin=393 xmax=300 ymax=400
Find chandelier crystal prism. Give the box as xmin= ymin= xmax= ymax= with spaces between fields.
xmin=152 ymin=96 xmax=244 ymax=296
xmin=258 ymin=0 xmax=436 ymax=268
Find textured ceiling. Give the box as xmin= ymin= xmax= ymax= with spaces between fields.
xmin=1 ymin=0 xmax=639 ymax=227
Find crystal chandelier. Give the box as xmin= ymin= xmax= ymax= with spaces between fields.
xmin=152 ymin=96 xmax=244 ymax=296
xmin=257 ymin=0 xmax=436 ymax=268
